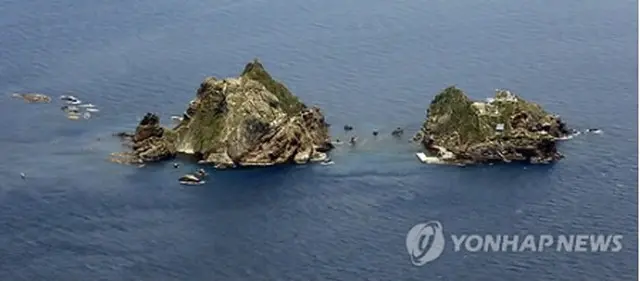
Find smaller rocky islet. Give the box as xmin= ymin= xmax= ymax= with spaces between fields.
xmin=412 ymin=86 xmax=573 ymax=165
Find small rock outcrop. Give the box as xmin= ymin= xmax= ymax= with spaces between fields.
xmin=413 ymin=86 xmax=571 ymax=165
xmin=110 ymin=113 xmax=177 ymax=165
xmin=391 ymin=127 xmax=404 ymax=137
xmin=112 ymin=59 xmax=332 ymax=168
xmin=12 ymin=93 xmax=51 ymax=103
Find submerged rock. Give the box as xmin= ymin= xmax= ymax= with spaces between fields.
xmin=391 ymin=127 xmax=404 ymax=137
xmin=113 ymin=59 xmax=333 ymax=168
xmin=113 ymin=131 xmax=135 ymax=140
xmin=413 ymin=87 xmax=571 ymax=165
xmin=12 ymin=93 xmax=51 ymax=103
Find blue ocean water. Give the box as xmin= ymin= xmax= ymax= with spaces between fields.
xmin=0 ymin=0 xmax=637 ymax=280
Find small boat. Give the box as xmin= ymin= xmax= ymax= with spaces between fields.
xmin=61 ymin=105 xmax=80 ymax=113
xmin=78 ymin=103 xmax=96 ymax=108
xmin=59 ymin=95 xmax=78 ymax=101
xmin=60 ymin=95 xmax=81 ymax=104
xmin=60 ymin=95 xmax=81 ymax=103
xmin=585 ymin=128 xmax=602 ymax=134
xmin=320 ymin=160 xmax=334 ymax=166
xmin=179 ymin=179 xmax=206 ymax=185
xmin=83 ymin=112 xmax=92 ymax=119
xmin=180 ymin=174 xmax=200 ymax=182
xmin=171 ymin=115 xmax=183 ymax=122
xmin=85 ymin=108 xmax=100 ymax=112
xmin=178 ymin=169 xmax=207 ymax=185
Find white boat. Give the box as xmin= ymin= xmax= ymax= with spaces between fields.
xmin=180 ymin=180 xmax=206 ymax=186
xmin=85 ymin=108 xmax=100 ymax=112
xmin=61 ymin=105 xmax=80 ymax=112
xmin=78 ymin=103 xmax=96 ymax=108
xmin=59 ymin=95 xmax=78 ymax=101
xmin=60 ymin=95 xmax=81 ymax=104
xmin=178 ymin=172 xmax=206 ymax=185
xmin=180 ymin=174 xmax=200 ymax=182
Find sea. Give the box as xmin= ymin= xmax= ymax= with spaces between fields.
xmin=0 ymin=0 xmax=637 ymax=280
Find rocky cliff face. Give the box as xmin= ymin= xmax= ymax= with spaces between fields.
xmin=111 ymin=60 xmax=332 ymax=168
xmin=413 ymin=86 xmax=571 ymax=164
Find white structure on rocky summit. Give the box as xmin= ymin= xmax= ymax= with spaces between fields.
xmin=494 ymin=89 xmax=517 ymax=102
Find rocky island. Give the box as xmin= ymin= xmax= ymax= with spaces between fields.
xmin=111 ymin=59 xmax=333 ymax=168
xmin=11 ymin=93 xmax=51 ymax=103
xmin=413 ymin=86 xmax=571 ymax=165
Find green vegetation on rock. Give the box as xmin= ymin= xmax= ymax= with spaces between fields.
xmin=426 ymin=86 xmax=487 ymax=145
xmin=187 ymin=96 xmax=225 ymax=153
xmin=241 ymin=59 xmax=305 ymax=116
xmin=161 ymin=126 xmax=178 ymax=143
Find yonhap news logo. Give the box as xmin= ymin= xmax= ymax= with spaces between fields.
xmin=405 ymin=220 xmax=624 ymax=266
xmin=406 ymin=221 xmax=446 ymax=266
